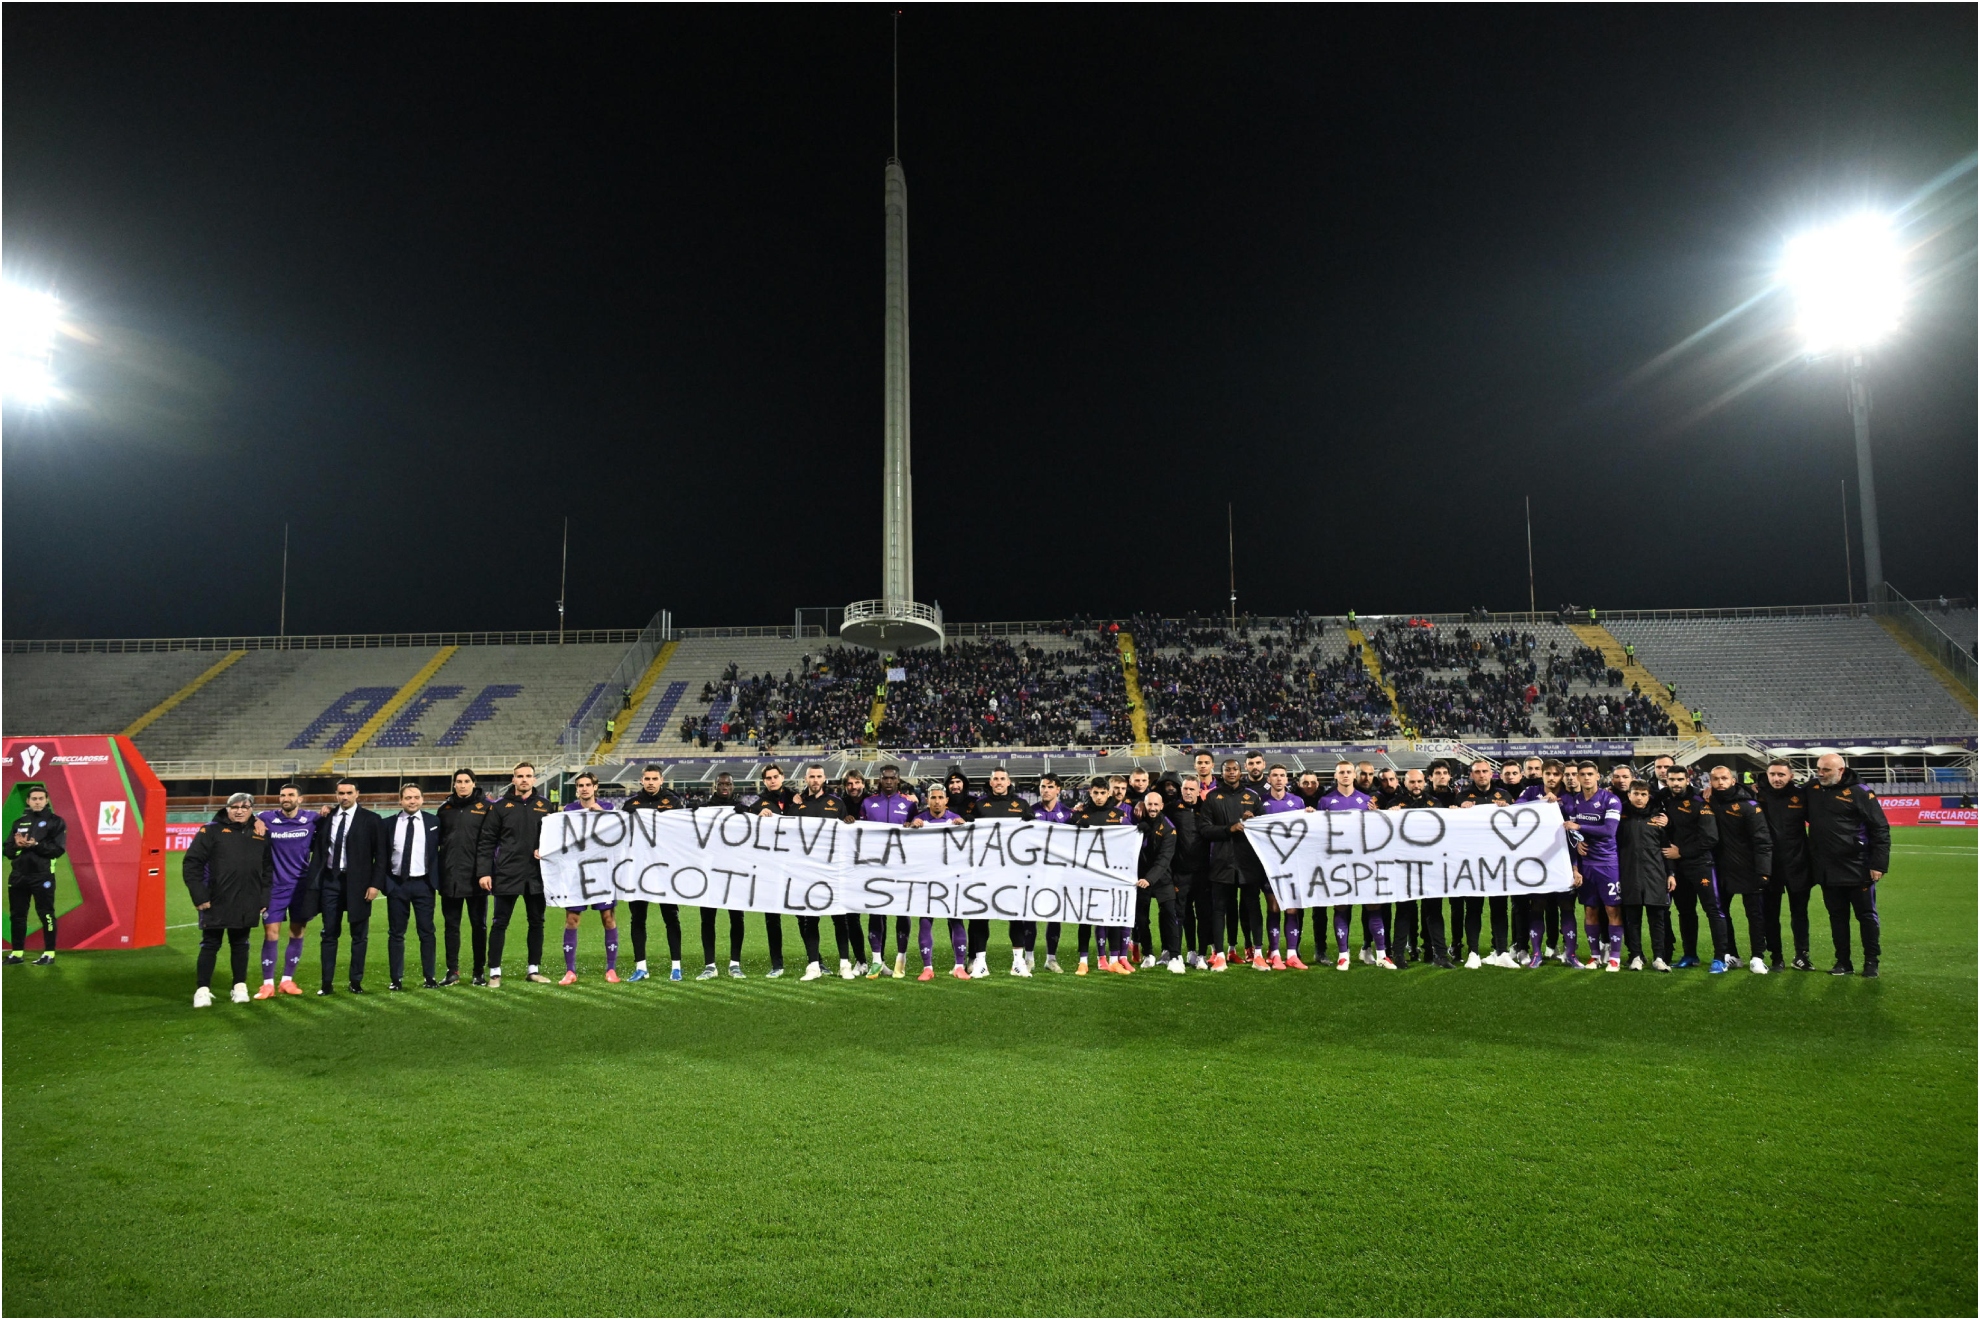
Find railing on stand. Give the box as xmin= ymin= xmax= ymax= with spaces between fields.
xmin=560 ymin=609 xmax=672 ymax=767
xmin=1872 ymin=584 xmax=1976 ymax=695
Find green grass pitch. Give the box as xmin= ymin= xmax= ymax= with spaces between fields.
xmin=5 ymin=828 xmax=1973 ymax=1316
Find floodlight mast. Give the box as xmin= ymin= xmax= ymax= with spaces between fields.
xmin=1845 ymin=352 xmax=1882 ymax=595
xmin=1784 ymin=214 xmax=1903 ymax=597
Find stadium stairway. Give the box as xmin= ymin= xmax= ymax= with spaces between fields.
xmin=2 ymin=650 xmax=231 ymax=740
xmin=592 ymin=640 xmax=681 ymax=760
xmin=1115 ymin=631 xmax=1153 ymax=754
xmin=318 ymin=646 xmax=459 ymax=772
xmin=1874 ymin=616 xmax=1977 ymax=717
xmin=1347 ymin=625 xmax=1413 ymax=736
xmin=124 ymin=651 xmax=248 ymax=738
xmin=1570 ymin=623 xmax=1708 ymax=741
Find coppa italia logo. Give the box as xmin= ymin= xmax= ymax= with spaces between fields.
xmin=97 ymin=801 xmax=126 ymax=836
xmin=18 ymin=745 xmax=44 ymax=777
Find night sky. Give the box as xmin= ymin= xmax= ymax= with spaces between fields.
xmin=4 ymin=6 xmax=1974 ymax=640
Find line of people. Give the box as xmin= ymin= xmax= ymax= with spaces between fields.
xmin=151 ymin=745 xmax=1891 ymax=1005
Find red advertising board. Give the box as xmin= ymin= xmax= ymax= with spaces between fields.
xmin=2 ymin=735 xmax=168 ymax=949
xmin=1875 ymin=796 xmax=1977 ymax=827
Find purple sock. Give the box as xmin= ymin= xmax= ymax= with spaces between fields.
xmin=1608 ymin=928 xmax=1623 ymax=962
xmin=1563 ymin=924 xmax=1578 ymax=958
xmin=283 ymin=936 xmax=304 ymax=978
xmin=1334 ymin=908 xmax=1352 ymax=954
xmin=1530 ymin=914 xmax=1546 ymax=963
xmin=918 ymin=918 xmax=935 ymax=965
xmin=605 ymin=926 xmax=619 ymax=971
xmin=260 ymin=937 xmax=278 ymax=979
xmin=1584 ymin=919 xmax=1601 ymax=960
xmin=563 ymin=927 xmax=578 ymax=974
xmin=949 ymin=920 xmax=968 ymax=967
xmin=1284 ymin=913 xmax=1301 ymax=956
xmin=1369 ymin=911 xmax=1387 ymax=956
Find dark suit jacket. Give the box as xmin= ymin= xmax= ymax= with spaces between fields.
xmin=306 ymin=806 xmax=389 ymax=897
xmin=380 ymin=810 xmax=443 ymax=899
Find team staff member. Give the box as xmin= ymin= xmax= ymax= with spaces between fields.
xmin=5 ymin=785 xmax=66 ymax=966
xmin=622 ymin=766 xmax=693 ymax=981
xmin=1704 ymin=765 xmax=1773 ymax=974
xmin=253 ymin=784 xmax=318 ymax=996
xmin=1615 ymin=780 xmax=1676 ymax=970
xmin=309 ymin=778 xmax=388 ymax=995
xmin=435 ymin=769 xmax=491 ymax=986
xmin=383 ymin=784 xmax=442 ymax=991
xmin=740 ymin=767 xmax=794 ymax=977
xmin=789 ymin=766 xmax=855 ymax=980
xmin=1805 ymin=753 xmax=1890 ymax=977
xmin=1659 ymin=764 xmax=1728 ymax=970
xmin=970 ymin=768 xmax=1033 ymax=977
xmin=477 ymin=762 xmax=554 ymax=987
xmin=1455 ymin=760 xmax=1513 ymax=967
xmin=558 ymin=773 xmax=621 ymax=985
xmin=181 ymin=792 xmax=274 ymax=1006
xmin=1387 ymin=769 xmax=1451 ymax=968
xmin=700 ymin=767 xmax=752 ymax=977
xmin=1167 ymin=778 xmax=1211 ymax=969
xmin=1753 ymin=760 xmax=1815 ymax=971
xmin=1134 ymin=791 xmax=1184 ymax=972
xmin=1199 ymin=759 xmax=1262 ymax=972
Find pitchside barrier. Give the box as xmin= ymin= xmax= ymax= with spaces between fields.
xmin=2 ymin=735 xmax=168 ymax=949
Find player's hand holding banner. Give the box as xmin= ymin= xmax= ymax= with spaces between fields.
xmin=540 ymin=808 xmax=1141 ymax=924
xmin=1255 ymin=803 xmax=1575 ymax=908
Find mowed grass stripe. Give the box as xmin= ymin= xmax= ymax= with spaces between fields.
xmin=3 ymin=828 xmax=1972 ymax=1316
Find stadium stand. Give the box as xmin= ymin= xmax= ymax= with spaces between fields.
xmin=0 ymin=650 xmax=224 ymax=737
xmin=357 ymin=643 xmax=624 ymax=758
xmin=1606 ymin=615 xmax=1972 ymax=737
xmin=134 ymin=647 xmax=450 ymax=764
xmin=8 ymin=611 xmax=1972 ymax=784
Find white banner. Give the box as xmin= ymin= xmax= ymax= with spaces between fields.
xmin=540 ymin=808 xmax=1141 ymax=923
xmin=1252 ymin=804 xmax=1575 ymax=909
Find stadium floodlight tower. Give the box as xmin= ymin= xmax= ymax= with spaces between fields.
xmin=1782 ymin=212 xmax=1905 ymax=594
xmin=841 ymin=45 xmax=943 ymax=652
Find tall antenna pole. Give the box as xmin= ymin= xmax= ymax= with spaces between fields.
xmin=1841 ymin=478 xmax=1854 ymax=608
xmin=1226 ymin=502 xmax=1237 ymax=629
xmin=557 ymin=516 xmax=569 ymax=643
xmin=278 ymin=522 xmax=289 ymax=643
xmin=1524 ymin=495 xmax=1536 ymax=619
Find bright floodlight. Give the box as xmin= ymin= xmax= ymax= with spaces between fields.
xmin=0 ymin=286 xmax=61 ymax=406
xmin=1781 ymin=213 xmax=1904 ymax=353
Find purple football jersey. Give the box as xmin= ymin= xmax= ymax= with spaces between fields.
xmin=256 ymin=808 xmax=319 ymax=887
xmin=1317 ymin=789 xmax=1372 ymax=812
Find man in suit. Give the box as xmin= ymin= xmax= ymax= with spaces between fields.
xmin=308 ymin=777 xmax=388 ymax=995
xmin=383 ymin=783 xmax=442 ymax=990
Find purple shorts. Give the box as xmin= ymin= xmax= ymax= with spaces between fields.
xmin=266 ymin=877 xmax=300 ymax=923
xmin=1578 ymin=871 xmax=1620 ymax=906
xmin=564 ymin=900 xmax=616 ymax=913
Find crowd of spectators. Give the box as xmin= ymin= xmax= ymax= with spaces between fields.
xmin=1372 ymin=622 xmax=1541 ymax=738
xmin=1136 ymin=635 xmax=1397 ymax=743
xmin=662 ymin=616 xmax=1682 ymax=751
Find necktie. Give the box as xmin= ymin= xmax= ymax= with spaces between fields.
xmin=399 ymin=815 xmax=416 ymax=878
xmin=332 ymin=811 xmax=349 ymax=873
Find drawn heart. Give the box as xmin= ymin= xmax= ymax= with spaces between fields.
xmin=1490 ymin=808 xmax=1540 ymax=851
xmin=1258 ymin=817 xmax=1308 ymax=863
